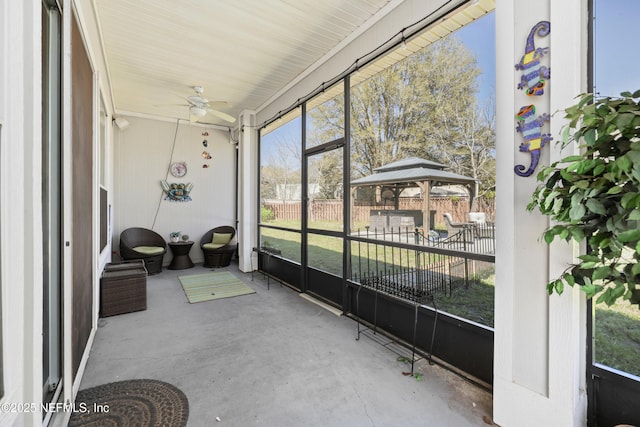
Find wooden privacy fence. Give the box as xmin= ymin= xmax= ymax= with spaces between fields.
xmin=262 ymin=197 xmax=495 ymax=228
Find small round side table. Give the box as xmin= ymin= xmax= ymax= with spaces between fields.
xmin=168 ymin=241 xmax=195 ymax=270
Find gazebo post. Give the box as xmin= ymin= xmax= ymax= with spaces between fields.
xmin=417 ymin=180 xmax=431 ymax=232
xmin=393 ymin=184 xmax=400 ymax=210
xmin=468 ymin=182 xmax=478 ymax=212
xmin=350 ymin=187 xmax=357 ymax=232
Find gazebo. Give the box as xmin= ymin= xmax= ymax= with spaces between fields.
xmin=350 ymin=157 xmax=478 ymax=231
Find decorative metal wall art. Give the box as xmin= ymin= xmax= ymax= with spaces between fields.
xmin=515 ymin=21 xmax=550 ymax=96
xmin=514 ymin=21 xmax=551 ymax=177
xmin=514 ymin=105 xmax=552 ymax=177
xmin=161 ymin=180 xmax=193 ymax=202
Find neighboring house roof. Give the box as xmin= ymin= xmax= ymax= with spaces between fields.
xmin=351 ymin=157 xmax=476 ymax=188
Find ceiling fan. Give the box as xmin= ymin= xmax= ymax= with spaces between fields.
xmin=184 ymin=86 xmax=236 ymax=124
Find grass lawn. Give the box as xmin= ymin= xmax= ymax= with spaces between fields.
xmin=594 ymin=299 xmax=640 ymax=377
xmin=431 ymin=273 xmax=495 ymax=327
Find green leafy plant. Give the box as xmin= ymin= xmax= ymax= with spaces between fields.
xmin=527 ymin=91 xmax=640 ymax=306
xmin=261 ymin=206 xmax=275 ymax=222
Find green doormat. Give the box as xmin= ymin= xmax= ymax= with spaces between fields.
xmin=178 ymin=271 xmax=255 ymax=303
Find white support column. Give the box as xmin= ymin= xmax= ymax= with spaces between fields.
xmin=237 ymin=110 xmax=258 ymax=272
xmin=493 ymin=0 xmax=588 ymax=426
xmin=546 ymin=0 xmax=589 ymax=423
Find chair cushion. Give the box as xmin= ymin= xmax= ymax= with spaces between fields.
xmin=468 ymin=212 xmax=486 ymax=224
xmin=211 ymin=233 xmax=232 ymax=245
xmin=203 ymin=243 xmax=226 ymax=250
xmin=133 ymin=246 xmax=165 ymax=255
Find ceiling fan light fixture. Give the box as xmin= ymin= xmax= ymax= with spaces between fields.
xmin=190 ymin=106 xmax=207 ymax=117
xmin=188 ymin=95 xmax=208 ymax=104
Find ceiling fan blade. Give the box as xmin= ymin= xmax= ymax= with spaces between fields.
xmin=207 ymin=101 xmax=229 ymax=108
xmin=206 ymin=108 xmax=236 ymax=123
xmin=153 ymin=103 xmax=190 ymax=107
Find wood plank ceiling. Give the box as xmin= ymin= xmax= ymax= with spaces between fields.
xmin=93 ymin=0 xmax=394 ymax=126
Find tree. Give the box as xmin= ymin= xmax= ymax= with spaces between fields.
xmin=308 ymin=36 xmax=496 ymax=195
xmin=309 ymin=150 xmax=343 ymax=199
xmin=260 ymin=129 xmax=301 ymax=201
xmin=431 ymin=96 xmax=496 ymax=198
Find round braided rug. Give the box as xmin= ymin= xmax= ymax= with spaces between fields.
xmin=68 ymin=379 xmax=189 ymax=427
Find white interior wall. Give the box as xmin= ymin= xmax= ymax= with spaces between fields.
xmin=113 ymin=116 xmax=236 ymax=265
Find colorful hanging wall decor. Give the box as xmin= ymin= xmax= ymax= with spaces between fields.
xmin=161 ymin=180 xmax=193 ymax=202
xmin=514 ymin=21 xmax=551 ymax=177
xmin=515 ymin=21 xmax=550 ymax=96
xmin=200 ymin=130 xmax=215 ymax=169
xmin=202 ymin=150 xmax=212 ymax=168
xmin=514 ymin=105 xmax=552 ymax=177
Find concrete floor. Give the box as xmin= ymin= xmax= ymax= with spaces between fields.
xmin=80 ymin=263 xmax=494 ymax=426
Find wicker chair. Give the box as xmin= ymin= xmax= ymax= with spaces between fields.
xmin=119 ymin=227 xmax=167 ymax=275
xmin=200 ymin=226 xmax=237 ymax=268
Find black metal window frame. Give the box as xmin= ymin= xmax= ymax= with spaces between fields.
xmin=254 ymin=1 xmax=498 ymax=386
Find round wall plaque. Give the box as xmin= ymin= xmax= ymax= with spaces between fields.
xmin=170 ymin=162 xmax=187 ymax=177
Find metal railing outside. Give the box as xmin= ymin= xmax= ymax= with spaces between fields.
xmin=350 ymin=226 xmax=495 ymax=300
xmin=349 ymin=226 xmax=495 ymax=374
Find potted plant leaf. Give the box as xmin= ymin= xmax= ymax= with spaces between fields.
xmin=527 ymin=90 xmax=640 ymax=306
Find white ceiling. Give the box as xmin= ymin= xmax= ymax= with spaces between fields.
xmin=94 ymin=0 xmax=395 ymax=126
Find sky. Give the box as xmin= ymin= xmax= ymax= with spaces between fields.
xmin=593 ymin=0 xmax=640 ymax=97
xmin=454 ymin=12 xmax=496 ymax=107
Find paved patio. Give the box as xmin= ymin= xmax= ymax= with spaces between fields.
xmin=80 ymin=262 xmax=494 ymax=426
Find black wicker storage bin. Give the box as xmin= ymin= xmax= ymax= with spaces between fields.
xmin=104 ymin=260 xmax=145 ymax=272
xmin=100 ymin=262 xmax=148 ymax=317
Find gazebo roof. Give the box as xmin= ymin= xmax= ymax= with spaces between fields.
xmin=374 ymin=157 xmax=446 ymax=172
xmin=351 ymin=156 xmax=476 ymax=187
